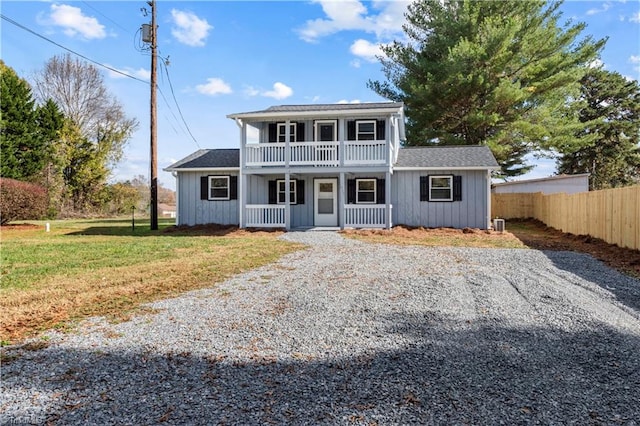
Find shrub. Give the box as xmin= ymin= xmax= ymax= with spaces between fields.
xmin=0 ymin=178 xmax=48 ymax=225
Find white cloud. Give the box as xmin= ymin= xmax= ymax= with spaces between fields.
xmin=586 ymin=2 xmax=612 ymax=16
xmin=170 ymin=9 xmax=212 ymax=47
xmin=244 ymin=82 xmax=293 ymax=100
xmin=587 ymin=59 xmax=605 ymax=69
xmin=45 ymin=4 xmax=106 ymax=39
xmin=297 ymin=0 xmax=408 ymax=42
xmin=262 ymin=82 xmax=293 ymax=100
xmin=196 ymin=78 xmax=232 ymax=96
xmin=629 ymin=55 xmax=640 ymax=64
xmin=106 ymin=65 xmax=150 ymax=81
xmin=350 ymin=39 xmax=385 ymax=62
xmin=629 ymin=11 xmax=640 ymax=22
xmin=337 ymin=99 xmax=361 ymax=104
xmin=350 ymin=59 xmax=362 ymax=68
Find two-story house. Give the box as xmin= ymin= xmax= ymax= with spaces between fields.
xmin=165 ymin=102 xmax=499 ymax=230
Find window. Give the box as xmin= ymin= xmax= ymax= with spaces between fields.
xmin=277 ymin=180 xmax=296 ymax=204
xmin=356 ymin=179 xmax=376 ymax=203
xmin=209 ymin=176 xmax=230 ymax=200
xmin=429 ymin=176 xmax=453 ymax=201
xmin=277 ymin=123 xmax=296 ymax=142
xmin=356 ymin=120 xmax=376 ymax=141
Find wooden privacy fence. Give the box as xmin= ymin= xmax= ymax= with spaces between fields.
xmin=492 ymin=185 xmax=640 ymax=250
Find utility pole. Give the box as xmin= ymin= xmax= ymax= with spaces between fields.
xmin=149 ymin=0 xmax=158 ymax=230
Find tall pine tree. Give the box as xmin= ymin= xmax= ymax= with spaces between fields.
xmin=0 ymin=61 xmax=45 ymax=180
xmin=368 ymin=0 xmax=605 ymax=177
xmin=557 ymin=69 xmax=640 ymax=189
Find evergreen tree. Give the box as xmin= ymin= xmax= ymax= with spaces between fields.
xmin=0 ymin=61 xmax=45 ymax=180
xmin=557 ymin=69 xmax=640 ymax=189
xmin=368 ymin=0 xmax=605 ymax=177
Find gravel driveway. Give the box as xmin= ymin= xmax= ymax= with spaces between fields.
xmin=2 ymin=232 xmax=640 ymax=425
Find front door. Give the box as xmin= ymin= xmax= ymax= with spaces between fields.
xmin=314 ymin=178 xmax=338 ymax=227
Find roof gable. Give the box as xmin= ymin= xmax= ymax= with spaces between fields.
xmin=164 ymin=149 xmax=239 ymax=170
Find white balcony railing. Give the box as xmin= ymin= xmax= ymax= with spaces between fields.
xmin=244 ymin=140 xmax=387 ymax=167
xmin=344 ymin=140 xmax=387 ymax=165
xmin=344 ymin=204 xmax=390 ymax=228
xmin=245 ymin=205 xmax=285 ymax=227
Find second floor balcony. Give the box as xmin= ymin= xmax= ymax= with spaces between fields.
xmin=243 ymin=139 xmax=390 ymax=168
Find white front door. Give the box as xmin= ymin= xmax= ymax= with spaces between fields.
xmin=314 ymin=178 xmax=338 ymax=226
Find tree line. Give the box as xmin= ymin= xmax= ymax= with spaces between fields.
xmin=1 ymin=54 xmax=172 ymax=222
xmin=369 ymin=0 xmax=640 ymax=189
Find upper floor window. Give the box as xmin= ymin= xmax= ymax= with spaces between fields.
xmin=277 ymin=123 xmax=297 ymax=142
xmin=356 ymin=120 xmax=377 ymax=141
xmin=315 ymin=120 xmax=337 ymax=142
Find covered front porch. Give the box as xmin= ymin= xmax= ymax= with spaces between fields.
xmin=239 ymin=172 xmax=392 ymax=230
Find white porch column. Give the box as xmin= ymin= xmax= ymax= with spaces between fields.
xmin=339 ymin=172 xmax=345 ymax=229
xmin=338 ymin=118 xmax=345 ymax=167
xmin=284 ymin=120 xmax=291 ymax=230
xmin=385 ymin=171 xmax=392 ymax=229
xmin=239 ymin=122 xmax=246 ymax=228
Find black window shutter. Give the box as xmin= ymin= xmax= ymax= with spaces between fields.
xmin=296 ymin=122 xmax=305 ymax=142
xmin=296 ymin=179 xmax=305 ymax=204
xmin=347 ymin=121 xmax=356 ymax=141
xmin=200 ymin=176 xmax=209 ymax=200
xmin=453 ymin=175 xmax=462 ymax=201
xmin=268 ymin=123 xmax=277 ymax=143
xmin=268 ymin=180 xmax=277 ymax=204
xmin=347 ymin=179 xmax=356 ymax=203
xmin=229 ymin=176 xmax=238 ymax=200
xmin=376 ymin=120 xmax=385 ymax=141
xmin=376 ymin=178 xmax=385 ymax=204
xmin=420 ymin=176 xmax=429 ymax=201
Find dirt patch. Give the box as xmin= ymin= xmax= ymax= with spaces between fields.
xmin=507 ymin=219 xmax=640 ymax=279
xmin=163 ymin=224 xmax=284 ymax=237
xmin=0 ymin=223 xmax=41 ymax=230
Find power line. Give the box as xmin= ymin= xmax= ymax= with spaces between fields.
xmin=161 ymin=61 xmax=201 ymax=149
xmin=0 ymin=14 xmax=148 ymax=85
xmin=81 ymin=1 xmax=130 ymax=34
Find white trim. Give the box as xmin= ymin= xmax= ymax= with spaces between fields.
xmin=393 ymin=166 xmax=500 ymax=171
xmin=208 ymin=176 xmax=231 ymax=201
xmin=227 ymin=107 xmax=403 ymax=121
xmin=164 ymin=167 xmax=239 ymax=172
xmin=355 ymin=178 xmax=376 ymax=204
xmin=429 ymin=175 xmax=453 ymax=202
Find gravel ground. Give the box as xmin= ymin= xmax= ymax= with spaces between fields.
xmin=2 ymin=231 xmax=640 ymax=425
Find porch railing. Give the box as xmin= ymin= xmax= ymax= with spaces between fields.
xmin=344 ymin=204 xmax=390 ymax=228
xmin=245 ymin=204 xmax=285 ymax=227
xmin=343 ymin=140 xmax=387 ymax=165
xmin=244 ymin=140 xmax=387 ymax=167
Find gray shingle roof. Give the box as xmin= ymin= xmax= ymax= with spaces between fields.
xmin=165 ymin=145 xmax=498 ymax=171
xmin=228 ymin=102 xmax=404 ymax=117
xmin=164 ymin=149 xmax=239 ymax=170
xmin=395 ymin=146 xmax=499 ymax=168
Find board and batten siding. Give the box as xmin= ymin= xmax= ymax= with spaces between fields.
xmin=177 ymin=171 xmax=239 ymax=226
xmin=392 ymin=170 xmax=489 ymax=229
xmin=246 ymin=175 xmax=314 ymax=228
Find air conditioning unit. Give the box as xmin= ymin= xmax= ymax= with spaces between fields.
xmin=493 ymin=218 xmax=505 ymax=233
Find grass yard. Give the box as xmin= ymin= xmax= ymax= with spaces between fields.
xmin=0 ymin=219 xmax=301 ymax=343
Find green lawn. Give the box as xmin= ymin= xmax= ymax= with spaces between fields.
xmin=0 ymin=218 xmax=301 ymax=342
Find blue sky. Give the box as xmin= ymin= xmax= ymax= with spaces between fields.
xmin=2 ymin=1 xmax=639 ymax=189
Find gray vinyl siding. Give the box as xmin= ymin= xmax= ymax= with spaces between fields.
xmin=176 ymin=171 xmax=239 ymax=226
xmin=392 ymin=170 xmax=489 ymax=229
